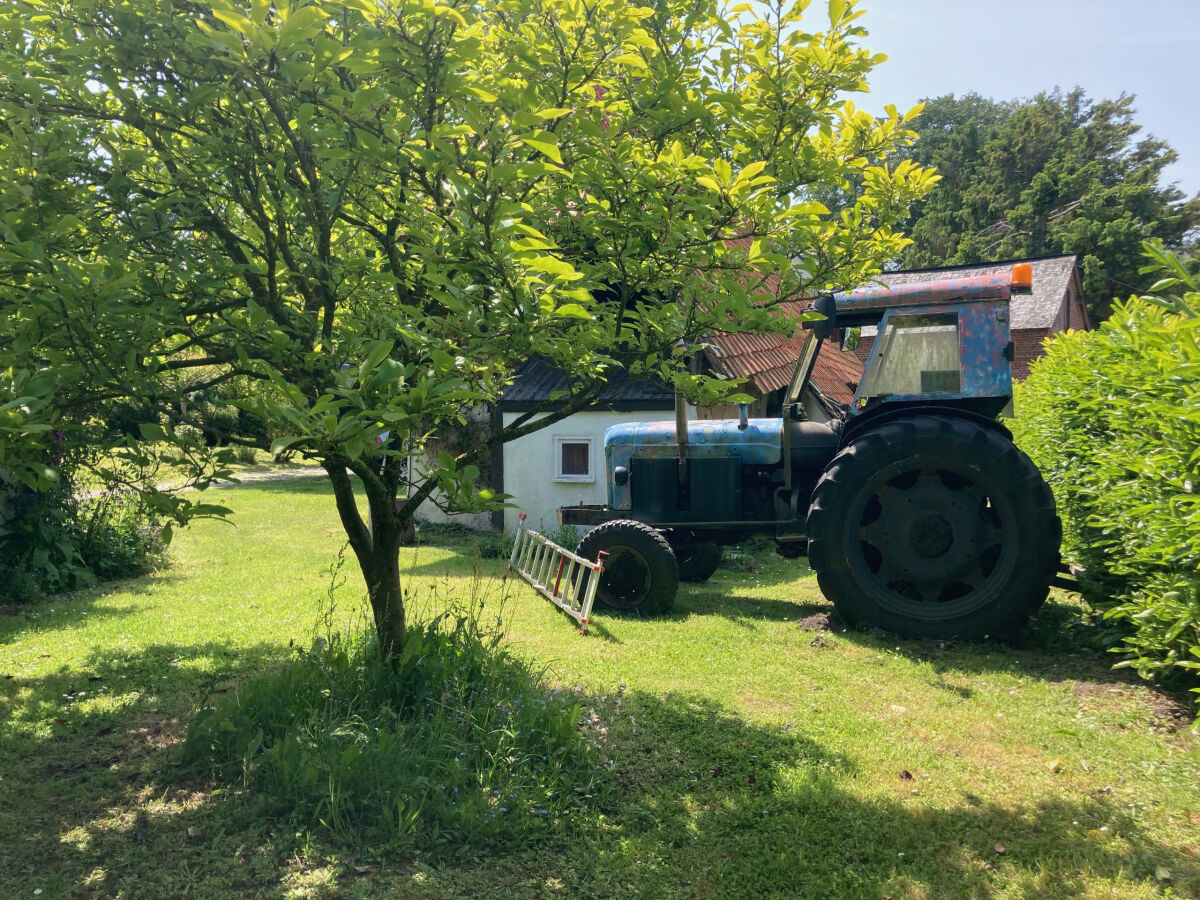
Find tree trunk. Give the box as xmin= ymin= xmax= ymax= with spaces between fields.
xmin=362 ymin=543 xmax=406 ymax=659
xmin=323 ymin=459 xmax=407 ymax=659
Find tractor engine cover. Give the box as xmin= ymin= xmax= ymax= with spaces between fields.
xmin=604 ymin=418 xmax=783 ymax=511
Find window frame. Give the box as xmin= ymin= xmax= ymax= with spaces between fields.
xmin=553 ymin=435 xmax=594 ymax=483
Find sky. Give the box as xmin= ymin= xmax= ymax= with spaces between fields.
xmin=854 ymin=0 xmax=1200 ymax=197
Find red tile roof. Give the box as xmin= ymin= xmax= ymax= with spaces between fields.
xmin=704 ymin=303 xmax=862 ymax=405
xmin=699 ymin=237 xmax=862 ymax=406
xmin=703 ymin=301 xmax=810 ymax=395
xmin=809 ymin=340 xmax=863 ymax=406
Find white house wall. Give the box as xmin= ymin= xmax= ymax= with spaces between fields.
xmin=411 ymin=404 xmax=493 ymax=532
xmin=500 ymin=409 xmax=673 ymax=534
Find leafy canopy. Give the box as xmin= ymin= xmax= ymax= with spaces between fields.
xmin=899 ymin=90 xmax=1199 ymax=320
xmin=0 ymin=0 xmax=934 ymax=649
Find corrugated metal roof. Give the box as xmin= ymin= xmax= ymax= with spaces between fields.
xmin=809 ymin=340 xmax=863 ymax=406
xmin=868 ymin=255 xmax=1079 ymax=330
xmin=703 ymin=301 xmax=810 ymax=395
xmin=703 ymin=301 xmax=863 ymax=403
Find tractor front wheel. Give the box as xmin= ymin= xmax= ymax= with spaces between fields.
xmin=806 ymin=416 xmax=1060 ymax=640
xmin=576 ymin=520 xmax=679 ymax=615
xmin=669 ymin=536 xmax=723 ymax=582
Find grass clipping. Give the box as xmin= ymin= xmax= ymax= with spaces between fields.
xmin=183 ymin=598 xmax=599 ymax=856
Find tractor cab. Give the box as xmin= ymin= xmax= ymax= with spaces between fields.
xmin=786 ymin=263 xmax=1032 ymax=429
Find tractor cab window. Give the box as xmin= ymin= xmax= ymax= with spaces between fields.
xmin=784 ymin=328 xmax=823 ymax=411
xmin=858 ymin=313 xmax=960 ymax=403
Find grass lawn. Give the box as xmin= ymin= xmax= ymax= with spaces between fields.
xmin=1 ymin=472 xmax=1197 ymax=898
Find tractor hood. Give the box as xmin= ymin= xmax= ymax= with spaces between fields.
xmin=604 ymin=419 xmax=782 ymax=510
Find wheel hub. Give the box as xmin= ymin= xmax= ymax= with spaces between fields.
xmin=908 ymin=513 xmax=953 ymax=558
xmin=600 ymin=548 xmax=651 ymax=608
xmin=857 ymin=466 xmax=1007 ymax=605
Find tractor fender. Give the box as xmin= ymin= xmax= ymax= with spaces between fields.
xmin=839 ymin=403 xmax=1013 ymax=449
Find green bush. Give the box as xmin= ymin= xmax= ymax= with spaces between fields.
xmin=183 ymin=602 xmax=601 ymax=855
xmin=76 ymin=491 xmax=168 ymax=581
xmin=0 ymin=479 xmax=166 ymax=602
xmin=475 ymin=531 xmax=515 ymax=560
xmin=1012 ymin=245 xmax=1199 ymax=713
xmin=233 ymin=445 xmax=258 ymax=465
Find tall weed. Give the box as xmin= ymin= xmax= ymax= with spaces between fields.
xmin=184 ymin=565 xmax=600 ymax=855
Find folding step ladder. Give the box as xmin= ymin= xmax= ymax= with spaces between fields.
xmin=507 ymin=514 xmax=606 ymax=633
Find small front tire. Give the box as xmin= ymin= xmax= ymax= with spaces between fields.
xmin=576 ymin=520 xmax=679 ymax=615
xmin=672 ymin=538 xmax=723 ymax=582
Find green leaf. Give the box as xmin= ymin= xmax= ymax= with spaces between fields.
xmin=338 ymin=0 xmax=381 ymax=17
xmin=524 ymin=256 xmax=578 ymax=279
xmin=361 ymin=339 xmax=394 ymax=375
xmin=523 ymin=133 xmax=563 ymax=164
xmin=737 ymin=160 xmax=768 ymax=183
xmin=278 ymin=5 xmax=328 ymax=48
xmin=211 ymin=8 xmax=255 ymax=35
xmin=554 ymin=303 xmax=592 ymax=319
xmin=270 ymin=435 xmax=304 ymax=456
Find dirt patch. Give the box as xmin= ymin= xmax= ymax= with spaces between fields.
xmin=796 ymin=613 xmax=831 ymax=632
xmin=215 ymin=466 xmax=325 ymax=486
xmin=1072 ymin=680 xmax=1195 ymax=733
xmin=1146 ymin=691 xmax=1194 ymax=731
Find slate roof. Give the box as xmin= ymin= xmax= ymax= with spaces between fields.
xmin=866 ymin=255 xmax=1079 ymax=331
xmin=500 ymin=358 xmax=674 ymax=412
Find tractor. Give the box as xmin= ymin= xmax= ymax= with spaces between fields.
xmin=558 ymin=264 xmax=1062 ymax=640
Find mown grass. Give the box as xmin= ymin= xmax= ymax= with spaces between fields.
xmin=1 ymin=469 xmax=1198 ymax=898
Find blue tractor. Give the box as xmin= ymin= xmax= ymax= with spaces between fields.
xmin=559 ymin=264 xmax=1061 ymax=639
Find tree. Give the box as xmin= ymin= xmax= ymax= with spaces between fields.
xmin=899 ymin=90 xmax=1199 ymax=320
xmin=0 ymin=0 xmax=935 ymax=656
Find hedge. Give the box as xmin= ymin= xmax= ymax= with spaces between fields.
xmin=1012 ymin=245 xmax=1199 ymax=715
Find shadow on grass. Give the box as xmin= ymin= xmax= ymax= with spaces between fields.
xmin=212 ymin=469 xmax=332 ymax=493
xmin=0 ymin=638 xmax=289 ymax=733
xmin=2 ymin=646 xmax=1195 ymax=898
xmin=0 ymin=639 xmax=294 ymax=898
xmin=0 ymin=572 xmax=192 ymax=646
xmin=550 ymin=689 xmax=1199 ymax=899
xmin=670 ymin=588 xmax=828 ymax=624
xmin=379 ymin=537 xmax=1183 ymax=712
xmin=826 ymin=596 xmax=1155 ymax=687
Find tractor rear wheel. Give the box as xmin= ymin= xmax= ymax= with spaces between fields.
xmin=806 ymin=415 xmax=1060 ymax=640
xmin=671 ymin=537 xmax=723 ymax=582
xmin=576 ymin=520 xmax=679 ymax=615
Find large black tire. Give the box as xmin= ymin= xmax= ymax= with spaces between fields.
xmin=672 ymin=539 xmax=723 ymax=582
xmin=576 ymin=520 xmax=679 ymax=615
xmin=806 ymin=415 xmax=1060 ymax=640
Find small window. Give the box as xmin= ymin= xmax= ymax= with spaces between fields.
xmin=554 ymin=437 xmax=593 ymax=482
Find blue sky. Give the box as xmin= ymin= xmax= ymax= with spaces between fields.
xmin=854 ymin=0 xmax=1200 ymax=197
